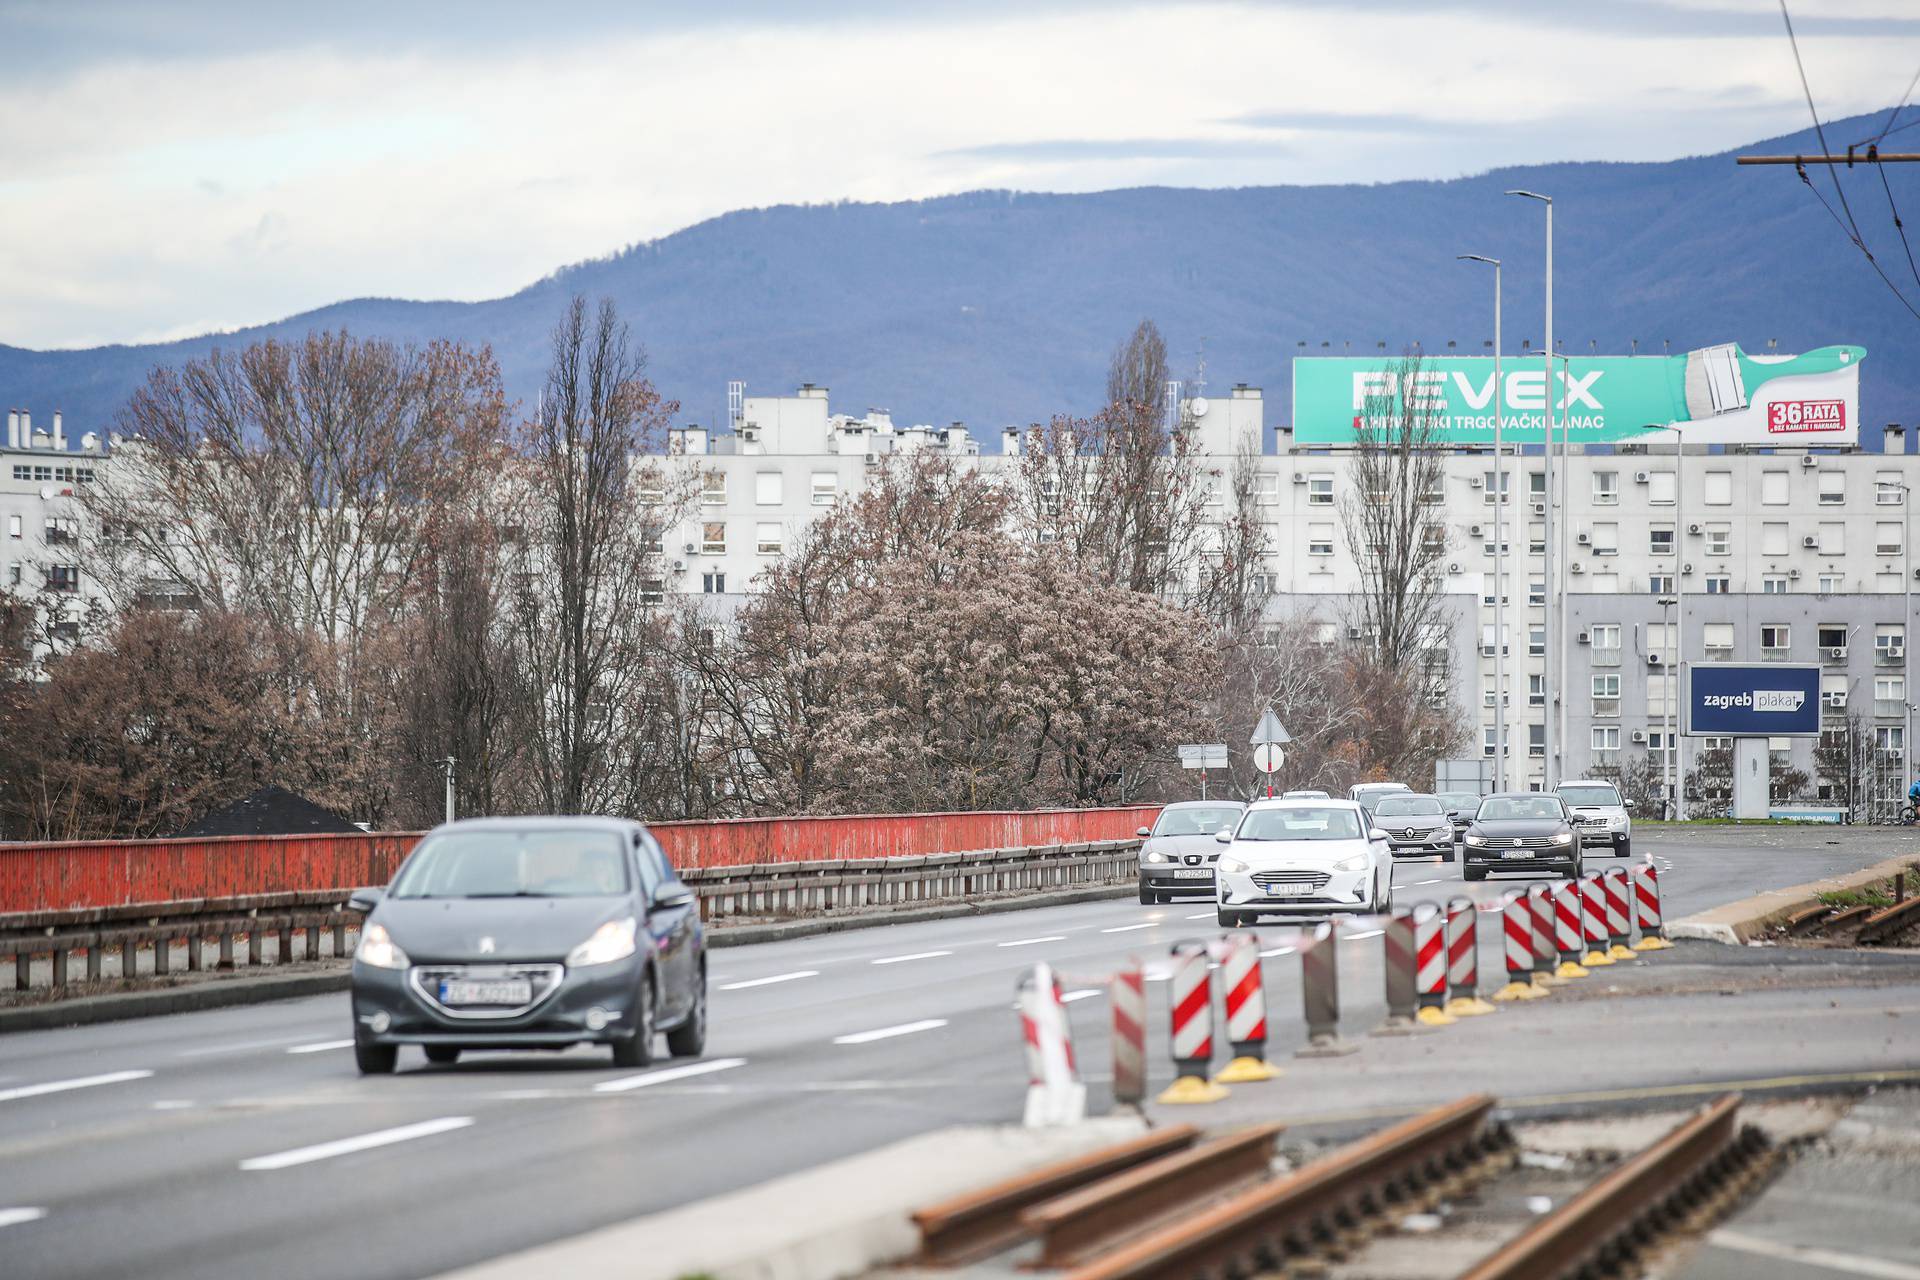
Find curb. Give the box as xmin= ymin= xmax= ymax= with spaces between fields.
xmin=1 ymin=883 xmax=1139 ymax=1031
xmin=1669 ymin=852 xmax=1920 ymax=945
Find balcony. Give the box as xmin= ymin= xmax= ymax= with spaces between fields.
xmin=1591 ymin=648 xmax=1622 ymax=668
xmin=1877 ymin=647 xmax=1906 ymax=667
xmin=1876 ymin=699 xmax=1908 ymax=719
xmin=1821 ymin=646 xmax=1849 ymax=666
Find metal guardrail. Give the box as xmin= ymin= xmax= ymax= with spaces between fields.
xmin=1 ymin=839 xmax=1143 ymax=994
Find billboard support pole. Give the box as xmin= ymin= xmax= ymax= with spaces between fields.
xmin=1460 ymin=254 xmax=1507 ymax=793
xmin=1675 ymin=440 xmax=1687 ymax=822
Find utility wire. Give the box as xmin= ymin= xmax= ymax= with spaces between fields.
xmin=1780 ymin=1 xmax=1866 ymax=247
xmin=1874 ymin=155 xmax=1920 ymax=293
xmin=1797 ymin=162 xmax=1920 ymax=321
xmin=1861 ymin=65 xmax=1920 ymax=147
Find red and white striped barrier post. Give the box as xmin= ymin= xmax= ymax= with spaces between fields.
xmin=1579 ymin=873 xmax=1616 ymax=967
xmin=1296 ymin=921 xmax=1356 ymax=1057
xmin=1491 ymin=890 xmax=1546 ymax=1001
xmin=1374 ymin=906 xmax=1422 ymax=1035
xmin=1110 ymin=962 xmax=1147 ymax=1105
xmin=1526 ymin=885 xmax=1563 ymax=987
xmin=1444 ymin=896 xmax=1495 ymax=1016
xmin=1412 ymin=902 xmax=1456 ymax=1026
xmin=1601 ymin=867 xmax=1638 ymax=961
xmin=1632 ymin=861 xmax=1675 ymax=950
xmin=1157 ymin=940 xmax=1229 ymax=1104
xmin=1017 ymin=961 xmax=1085 ymax=1126
xmin=1551 ymin=880 xmax=1590 ymax=978
xmin=1216 ymin=932 xmax=1280 ymax=1082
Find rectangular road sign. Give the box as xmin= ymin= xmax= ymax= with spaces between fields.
xmin=1683 ymin=663 xmax=1822 ymax=737
xmin=1178 ymin=743 xmax=1229 ymax=770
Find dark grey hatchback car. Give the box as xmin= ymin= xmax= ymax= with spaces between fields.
xmin=347 ymin=817 xmax=706 ymax=1074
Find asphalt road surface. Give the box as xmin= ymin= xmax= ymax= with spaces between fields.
xmin=1 ymin=829 xmax=1914 ymax=1280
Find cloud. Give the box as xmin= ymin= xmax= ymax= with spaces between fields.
xmin=939 ymin=136 xmax=1295 ymax=162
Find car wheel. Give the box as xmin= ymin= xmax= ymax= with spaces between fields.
xmin=1463 ymin=866 xmax=1486 ymax=882
xmin=1216 ymin=908 xmax=1241 ymax=928
xmin=1138 ymin=882 xmax=1155 ymax=905
xmin=611 ymin=974 xmax=656 ymax=1069
xmin=354 ymin=1029 xmax=397 ymax=1076
xmin=666 ymin=969 xmax=707 ymax=1058
xmin=1563 ymin=860 xmax=1581 ymax=880
xmin=422 ymin=1045 xmax=460 ymax=1066
xmin=1617 ymin=839 xmax=1632 ymax=859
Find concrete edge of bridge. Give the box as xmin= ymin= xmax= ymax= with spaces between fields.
xmin=707 ymin=882 xmax=1137 ymax=949
xmin=1669 ymin=851 xmax=1920 ymax=946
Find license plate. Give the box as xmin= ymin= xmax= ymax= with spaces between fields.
xmin=1172 ymin=869 xmax=1212 ymax=879
xmin=1578 ymin=820 xmax=1605 ymax=830
xmin=1265 ymin=883 xmax=1312 ymax=897
xmin=440 ymin=979 xmax=532 ymax=1005
xmin=1500 ymin=850 xmax=1533 ymax=860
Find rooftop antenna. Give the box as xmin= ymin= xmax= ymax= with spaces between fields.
xmin=1192 ymin=337 xmax=1208 ymax=398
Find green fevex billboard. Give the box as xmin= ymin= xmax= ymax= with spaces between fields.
xmin=1291 ymin=343 xmax=1865 ymax=446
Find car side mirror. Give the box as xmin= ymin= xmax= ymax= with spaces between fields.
xmin=347 ymin=887 xmax=384 ymax=914
xmin=1214 ymin=829 xmax=1234 ymax=843
xmin=1369 ymin=830 xmax=1390 ymax=843
xmin=653 ymin=883 xmax=696 ymax=910
xmin=1136 ymin=826 xmax=1152 ymax=838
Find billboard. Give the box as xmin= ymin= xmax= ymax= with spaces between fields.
xmin=1683 ymin=663 xmax=1822 ymax=738
xmin=1291 ymin=344 xmax=1864 ymax=447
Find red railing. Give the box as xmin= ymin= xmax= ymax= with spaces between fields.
xmin=0 ymin=807 xmax=1161 ymax=914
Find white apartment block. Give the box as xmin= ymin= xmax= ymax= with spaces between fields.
xmin=0 ymin=409 xmax=103 ymax=646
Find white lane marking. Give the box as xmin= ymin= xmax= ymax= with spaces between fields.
xmin=177 ymin=1035 xmax=318 ymax=1058
xmin=1061 ymin=989 xmax=1104 ymax=1003
xmin=833 ymin=1019 xmax=948 ymax=1045
xmin=719 ymin=970 xmax=819 ymax=991
xmin=1707 ymin=1230 xmax=1920 ymax=1280
xmin=285 ymin=1039 xmax=354 ymax=1055
xmin=595 ymin=1057 xmax=749 ymax=1093
xmin=1342 ymin=929 xmax=1384 ymax=941
xmin=871 ymin=950 xmax=952 ymax=965
xmin=239 ymin=1116 xmax=474 ymax=1172
xmin=997 ymin=935 xmax=1067 ymax=948
xmin=1185 ymin=912 xmax=1214 ymax=920
xmin=0 ymin=1070 xmax=153 ymax=1104
xmin=0 ymin=1208 xmax=47 ymax=1229
xmin=1101 ymin=922 xmax=1159 ymax=933
xmin=1260 ymin=946 xmax=1297 ymax=958
xmin=1414 ymin=878 xmax=1444 ymax=885
xmin=151 ymin=1100 xmax=196 ymax=1111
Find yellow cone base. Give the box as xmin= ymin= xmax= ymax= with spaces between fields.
xmin=1608 ymin=944 xmax=1638 ymax=961
xmin=1490 ymin=981 xmax=1540 ymax=1003
xmin=1582 ymin=950 xmax=1616 ymax=967
xmin=1416 ymin=1005 xmax=1457 ymax=1027
xmin=1216 ymin=1055 xmax=1282 ymax=1084
xmin=1635 ymin=936 xmax=1675 ymax=951
xmin=1534 ymin=970 xmax=1567 ymax=987
xmin=1157 ymin=1075 xmax=1230 ymax=1105
xmin=1445 ymin=996 xmax=1498 ymax=1017
xmin=1556 ymin=960 xmax=1590 ymax=978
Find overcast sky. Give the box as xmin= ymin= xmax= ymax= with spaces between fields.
xmin=2 ymin=0 xmax=1915 ymax=349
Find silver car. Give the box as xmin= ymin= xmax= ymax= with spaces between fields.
xmin=1136 ymin=801 xmax=1246 ymax=903
xmin=1372 ymin=793 xmax=1457 ymax=858
xmin=1556 ymin=781 xmax=1634 ymax=857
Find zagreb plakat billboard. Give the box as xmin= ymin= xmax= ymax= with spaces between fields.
xmin=1683 ymin=663 xmax=1822 ymax=738
xmin=1290 ymin=343 xmax=1865 ymax=447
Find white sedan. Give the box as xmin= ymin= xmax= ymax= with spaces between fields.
xmin=1212 ymin=799 xmax=1391 ymax=927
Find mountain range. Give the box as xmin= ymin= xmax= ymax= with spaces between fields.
xmin=4 ymin=110 xmax=1918 ymax=449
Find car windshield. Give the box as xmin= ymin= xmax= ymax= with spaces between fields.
xmin=1477 ymin=797 xmax=1567 ymax=821
xmin=1438 ymin=793 xmax=1480 ymax=809
xmin=1236 ymin=807 xmax=1364 ymax=841
xmin=1153 ymin=806 xmax=1243 ymax=836
xmin=1375 ymin=796 xmax=1443 ymax=817
xmin=1559 ymin=785 xmax=1622 ymax=808
xmin=391 ymin=830 xmax=631 ymax=899
xmin=1355 ymin=791 xmax=1404 ymax=812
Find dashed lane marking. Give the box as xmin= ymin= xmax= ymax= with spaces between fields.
xmin=1706 ymin=1230 xmax=1920 ymax=1280
xmin=286 ymin=1039 xmax=354 ymax=1055
xmin=719 ymin=971 xmax=819 ymax=990
xmin=1342 ymin=929 xmax=1384 ymax=941
xmin=1184 ymin=912 xmax=1214 ymax=920
xmin=239 ymin=1116 xmax=474 ymax=1172
xmin=1060 ymin=989 xmax=1104 ymax=1003
xmin=871 ymin=950 xmax=952 ymax=965
xmin=0 ymin=1208 xmax=47 ymax=1229
xmin=833 ymin=1019 xmax=948 ymax=1045
xmin=595 ymin=1058 xmax=749 ymax=1093
xmin=1259 ymin=946 xmax=1297 ymax=958
xmin=0 ymin=1070 xmax=153 ymax=1105
xmin=1100 ymin=923 xmax=1158 ymax=933
xmin=997 ymin=936 xmax=1067 ymax=948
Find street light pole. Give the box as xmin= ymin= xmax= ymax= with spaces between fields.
xmin=1460 ymin=254 xmax=1504 ymax=791
xmin=1508 ymin=189 xmax=1554 ymax=787
xmin=1658 ymin=596 xmax=1676 ymax=816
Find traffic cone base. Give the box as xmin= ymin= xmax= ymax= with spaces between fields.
xmin=1635 ymin=936 xmax=1675 ymax=951
xmin=1608 ymin=944 xmax=1637 ymax=961
xmin=1444 ymin=996 xmax=1497 ymax=1017
xmin=1216 ymin=1055 xmax=1281 ymax=1084
xmin=1490 ymin=981 xmax=1535 ymax=1003
xmin=1533 ymin=971 xmax=1566 ymax=987
xmin=1556 ymin=960 xmax=1589 ymax=978
xmin=1582 ymin=950 xmax=1616 ymax=967
xmin=1416 ymin=1005 xmax=1456 ymax=1027
xmin=1156 ymin=1075 xmax=1230 ymax=1104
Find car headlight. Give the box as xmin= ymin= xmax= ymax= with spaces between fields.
xmin=356 ymin=922 xmax=409 ymax=970
xmin=1218 ymin=857 xmax=1250 ymax=875
xmin=1142 ymin=851 xmax=1170 ymax=865
xmin=567 ymin=917 xmax=639 ymax=968
xmin=1333 ymin=854 xmax=1370 ymax=872
xmin=1552 ymin=831 xmax=1574 ymax=845
xmin=1464 ymin=834 xmax=1487 ymax=846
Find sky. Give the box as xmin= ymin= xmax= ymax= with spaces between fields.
xmin=2 ymin=0 xmax=1916 ymax=350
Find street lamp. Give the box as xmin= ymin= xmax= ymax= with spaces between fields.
xmin=1656 ymin=596 xmax=1677 ymax=817
xmin=1896 ymin=480 xmax=1914 ymax=812
xmin=1507 ymin=188 xmax=1556 ymax=786
xmin=1459 ymin=253 xmax=1505 ymax=790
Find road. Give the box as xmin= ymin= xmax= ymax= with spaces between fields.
xmin=0 ymin=830 xmax=1914 ymax=1280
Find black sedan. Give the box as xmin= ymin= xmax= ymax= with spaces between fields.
xmin=348 ymin=817 xmax=706 ymax=1074
xmin=1459 ymin=793 xmax=1581 ymax=881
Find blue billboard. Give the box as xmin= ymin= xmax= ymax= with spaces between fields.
xmin=1684 ymin=663 xmax=1822 ymax=738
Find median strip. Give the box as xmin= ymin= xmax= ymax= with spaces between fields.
xmin=595 ymin=1057 xmax=749 ymax=1093
xmin=0 ymin=1069 xmax=153 ymax=1104
xmin=833 ymin=1019 xmax=948 ymax=1045
xmin=719 ymin=970 xmax=819 ymax=990
xmin=239 ymin=1116 xmax=474 ymax=1171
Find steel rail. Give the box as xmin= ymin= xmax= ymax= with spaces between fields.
xmin=1063 ymin=1095 xmax=1507 ymax=1280
xmin=1856 ymin=894 xmax=1920 ymax=944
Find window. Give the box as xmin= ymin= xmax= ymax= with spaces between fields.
xmin=1528 ymin=578 xmax=1546 ymax=607
xmin=1483 ymin=675 xmax=1506 ymax=708
xmin=1703 ymin=623 xmax=1734 ymax=662
xmin=1705 ymin=524 xmax=1731 ymax=556
xmin=1762 ymin=522 xmax=1789 ymax=556
xmin=1877 ymin=725 xmax=1906 ymax=759
xmin=1592 ymin=674 xmax=1620 ymax=716
xmin=1528 ymin=625 xmax=1545 ymax=657
xmin=1649 ymin=574 xmax=1674 ymax=594
xmin=755 ymin=522 xmax=783 ymax=555
xmin=1817 ymin=624 xmax=1848 ymax=653
xmin=1822 ymin=674 xmax=1848 ymax=710
xmin=1528 ymin=673 xmax=1543 ymax=708
xmin=1590 ymin=623 xmax=1622 ymax=665
xmin=1876 ymin=471 xmax=1905 ymax=505
xmin=1308 ymin=474 xmax=1334 ymax=506
xmin=1591 ymin=725 xmax=1620 ymax=765
xmin=1877 ymin=522 xmax=1904 ymax=555
xmin=1705 ymin=575 xmax=1730 ymax=594
xmin=1481 ymin=583 xmax=1508 ymax=606
xmin=1482 ymin=527 xmax=1510 ymax=556
xmin=1254 ymin=473 xmax=1281 ymax=506
xmin=702 ymin=570 xmax=726 ymax=594
xmin=1702 ymin=470 xmax=1733 ymax=506
xmin=1876 ymin=625 xmax=1906 ymax=662
xmin=1421 ymin=522 xmax=1445 ymax=554
xmin=1762 ymin=575 xmax=1790 ymax=594
xmin=1308 ymin=522 xmax=1334 ymax=555
xmin=43 ymin=517 xmax=76 ymax=545
xmin=700 ymin=522 xmax=726 ymax=554
xmin=1646 ymin=621 xmax=1675 ymax=664
xmin=45 ymin=565 xmax=79 ymax=593
xmin=1648 ymin=471 xmax=1677 ymax=505
xmin=1529 ymin=723 xmax=1546 ymax=757
xmin=1761 ymin=471 xmax=1790 ymax=505
xmin=754 ymin=472 xmax=783 ymax=505
xmin=1650 ymin=525 xmax=1674 ymax=556
xmin=1311 ymin=622 xmax=1337 ymax=648
xmin=1480 ymin=625 xmax=1508 ymax=657
xmin=1819 ymin=573 xmax=1844 ymax=593
xmin=4 ymin=563 xmax=16 ymax=586
xmin=1648 ymin=674 xmax=1673 ymax=718
xmin=5 ymin=515 xmax=17 ymax=540
xmin=639 ymin=577 xmax=664 ymax=606
xmin=1592 ymin=471 xmax=1619 ymax=505
xmin=1591 ymin=522 xmax=1618 ymax=555
xmin=1482 ymin=726 xmax=1498 ymax=758
xmin=1760 ymin=624 xmax=1791 ymax=658
xmin=1526 ymin=470 xmax=1546 ymax=500
xmin=811 ymin=472 xmax=838 ymax=506
xmin=1875 ymin=676 xmax=1906 ymax=718
xmin=1818 ymin=522 xmax=1844 ymax=555
xmin=1818 ymin=471 xmax=1845 ymax=505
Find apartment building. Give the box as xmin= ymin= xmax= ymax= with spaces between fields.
xmin=0 ymin=409 xmax=104 ymax=646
